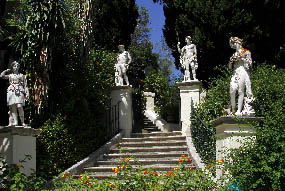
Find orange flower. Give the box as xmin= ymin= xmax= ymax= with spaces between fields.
xmin=98 ymin=176 xmax=102 ymax=179
xmin=80 ymin=181 xmax=84 ymax=184
xmin=61 ymin=175 xmax=65 ymax=178
xmin=89 ymin=183 xmax=92 ymax=187
xmin=180 ymin=154 xmax=185 ymax=158
xmin=114 ymin=168 xmax=119 ymax=174
xmin=121 ymin=164 xmax=126 ymax=169
xmin=65 ymin=172 xmax=70 ymax=175
xmin=178 ymin=158 xmax=183 ymax=163
xmin=187 ymin=157 xmax=191 ymax=162
xmin=117 ymin=165 xmax=120 ymax=168
xmin=218 ymin=159 xmax=225 ymax=163
xmin=207 ymin=163 xmax=211 ymax=168
xmin=53 ymin=165 xmax=56 ymax=169
xmin=144 ymin=170 xmax=148 ymax=174
xmin=153 ymin=171 xmax=158 ymax=176
xmin=166 ymin=171 xmax=171 ymax=176
xmin=172 ymin=172 xmax=177 ymax=177
xmin=125 ymin=157 xmax=130 ymax=162
xmin=174 ymin=168 xmax=177 ymax=170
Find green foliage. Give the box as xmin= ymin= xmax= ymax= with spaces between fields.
xmin=92 ymin=0 xmax=138 ymax=50
xmin=153 ymin=0 xmax=285 ymax=82
xmin=196 ymin=64 xmax=285 ymax=190
xmin=128 ymin=6 xmax=159 ymax=88
xmin=196 ymin=66 xmax=231 ymax=126
xmin=144 ymin=71 xmax=179 ymax=122
xmin=0 ymin=157 xmax=46 ymax=191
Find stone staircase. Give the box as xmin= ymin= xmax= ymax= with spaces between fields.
xmin=78 ymin=117 xmax=192 ymax=179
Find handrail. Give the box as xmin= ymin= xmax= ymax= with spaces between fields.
xmin=104 ymin=100 xmax=121 ymax=138
xmin=191 ymin=100 xmax=216 ymax=163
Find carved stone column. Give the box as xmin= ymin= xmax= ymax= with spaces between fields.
xmin=177 ymin=81 xmax=203 ymax=135
xmin=211 ymin=116 xmax=262 ymax=179
xmin=111 ymin=86 xmax=133 ymax=138
xmin=0 ymin=126 xmax=40 ymax=176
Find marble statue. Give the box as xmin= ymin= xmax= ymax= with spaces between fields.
xmin=177 ymin=36 xmax=198 ymax=81
xmin=115 ymin=45 xmax=132 ymax=86
xmin=228 ymin=37 xmax=255 ymax=116
xmin=0 ymin=61 xmax=29 ymax=126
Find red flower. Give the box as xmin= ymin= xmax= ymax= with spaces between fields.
xmin=144 ymin=170 xmax=148 ymax=174
xmin=53 ymin=165 xmax=56 ymax=169
xmin=153 ymin=171 xmax=158 ymax=176
xmin=186 ymin=157 xmax=191 ymax=162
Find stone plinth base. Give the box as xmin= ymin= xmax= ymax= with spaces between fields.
xmin=111 ymin=86 xmax=133 ymax=138
xmin=211 ymin=116 xmax=263 ymax=179
xmin=177 ymin=81 xmax=203 ymax=135
xmin=0 ymin=126 xmax=40 ymax=176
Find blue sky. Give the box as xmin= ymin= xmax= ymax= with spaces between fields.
xmin=135 ymin=0 xmax=165 ymax=53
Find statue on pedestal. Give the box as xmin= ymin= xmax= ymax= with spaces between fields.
xmin=177 ymin=36 xmax=198 ymax=81
xmin=228 ymin=37 xmax=255 ymax=116
xmin=115 ymin=45 xmax=132 ymax=86
xmin=0 ymin=61 xmax=29 ymax=126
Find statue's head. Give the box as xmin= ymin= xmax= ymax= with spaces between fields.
xmin=11 ymin=61 xmax=20 ymax=72
xmin=229 ymin=37 xmax=242 ymax=48
xmin=118 ymin=45 xmax=125 ymax=52
xmin=185 ymin=36 xmax=192 ymax=43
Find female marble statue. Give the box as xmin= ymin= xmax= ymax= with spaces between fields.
xmin=0 ymin=61 xmax=29 ymax=126
xmin=228 ymin=37 xmax=255 ymax=116
xmin=177 ymin=36 xmax=198 ymax=81
xmin=115 ymin=45 xmax=132 ymax=86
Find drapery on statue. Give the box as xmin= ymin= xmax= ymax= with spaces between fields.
xmin=228 ymin=37 xmax=255 ymax=116
xmin=115 ymin=45 xmax=132 ymax=86
xmin=0 ymin=61 xmax=29 ymax=126
xmin=177 ymin=36 xmax=198 ymax=81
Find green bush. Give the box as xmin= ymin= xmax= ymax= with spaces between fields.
xmin=0 ymin=157 xmax=46 ymax=191
xmin=196 ymin=64 xmax=285 ymax=190
xmin=144 ymin=71 xmax=180 ymax=123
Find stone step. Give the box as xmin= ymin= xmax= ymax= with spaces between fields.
xmin=110 ymin=146 xmax=188 ymax=153
xmin=121 ymin=136 xmax=186 ymax=142
xmin=84 ymin=165 xmax=193 ymax=173
xmin=103 ymin=153 xmax=187 ymax=159
xmin=93 ymin=159 xmax=191 ymax=166
xmin=131 ymin=132 xmax=182 ymax=138
xmin=142 ymin=127 xmax=160 ymax=131
xmin=118 ymin=141 xmax=186 ymax=147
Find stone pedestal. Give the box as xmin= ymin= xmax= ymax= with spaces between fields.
xmin=111 ymin=86 xmax=133 ymax=138
xmin=144 ymin=92 xmax=155 ymax=111
xmin=177 ymin=81 xmax=203 ymax=135
xmin=211 ymin=116 xmax=262 ymax=179
xmin=0 ymin=126 xmax=40 ymax=176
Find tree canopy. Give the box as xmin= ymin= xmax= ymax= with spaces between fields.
xmin=92 ymin=0 xmax=138 ymax=50
xmin=153 ymin=0 xmax=285 ymax=82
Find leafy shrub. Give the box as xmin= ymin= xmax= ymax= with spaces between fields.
xmin=0 ymin=157 xmax=46 ymax=191
xmin=144 ymin=71 xmax=180 ymax=122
